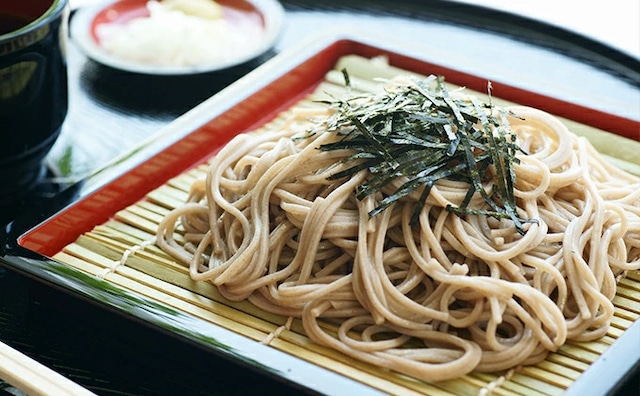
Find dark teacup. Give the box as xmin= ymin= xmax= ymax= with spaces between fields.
xmin=0 ymin=0 xmax=69 ymax=204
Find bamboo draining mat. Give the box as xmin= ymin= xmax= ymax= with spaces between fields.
xmin=52 ymin=56 xmax=640 ymax=396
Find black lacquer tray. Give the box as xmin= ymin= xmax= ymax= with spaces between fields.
xmin=1 ymin=1 xmax=638 ymax=395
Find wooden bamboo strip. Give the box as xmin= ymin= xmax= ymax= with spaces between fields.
xmin=146 ymin=185 xmax=189 ymax=209
xmin=504 ymin=373 xmax=564 ymax=396
xmin=113 ymin=210 xmax=159 ymax=235
xmin=517 ymin=365 xmax=574 ymax=388
xmin=88 ymin=226 xmax=179 ymax=262
xmin=91 ymin=221 xmax=146 ymax=241
xmin=93 ymin=220 xmax=158 ymax=244
xmin=566 ymin=340 xmax=610 ymax=355
xmin=110 ymin=211 xmax=162 ymax=238
xmin=612 ymin=295 xmax=640 ymax=314
xmin=156 ymin=183 xmax=191 ymax=203
xmin=613 ymin=307 xmax=638 ymax=323
xmin=596 ymin=335 xmax=616 ymax=346
xmin=81 ymin=233 xmax=179 ymax=270
xmin=0 ymin=340 xmax=96 ymax=396
xmin=616 ymin=284 xmax=640 ymax=302
xmin=115 ymin=209 xmax=164 ymax=233
xmin=118 ymin=204 xmax=166 ymax=226
xmin=626 ymin=270 xmax=640 ymax=282
xmin=609 ymin=315 xmax=636 ymax=331
xmin=605 ymin=325 xmax=625 ymax=339
xmin=166 ymin=170 xmax=202 ymax=193
xmin=471 ymin=372 xmax=548 ymax=396
xmin=335 ymin=55 xmax=414 ymax=85
xmin=617 ymin=278 xmax=640 ymax=299
xmin=104 ymin=220 xmax=177 ymax=245
xmin=165 ymin=178 xmax=194 ymax=194
xmin=544 ymin=354 xmax=590 ymax=373
xmin=453 ymin=375 xmax=518 ymax=396
xmin=618 ymin=277 xmax=640 ymax=293
xmin=325 ymin=69 xmax=392 ymax=94
xmin=555 ymin=344 xmax=600 ymax=365
xmin=531 ymin=360 xmax=583 ymax=381
xmin=427 ymin=377 xmax=504 ymax=396
xmin=87 ymin=227 xmax=163 ymax=257
xmin=135 ymin=200 xmax=173 ymax=217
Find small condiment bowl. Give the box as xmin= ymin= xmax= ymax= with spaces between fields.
xmin=70 ymin=0 xmax=285 ymax=75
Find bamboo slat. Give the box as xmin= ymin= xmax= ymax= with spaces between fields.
xmin=49 ymin=55 xmax=640 ymax=396
xmin=0 ymin=340 xmax=96 ymax=396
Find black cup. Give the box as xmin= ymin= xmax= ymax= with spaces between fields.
xmin=0 ymin=0 xmax=69 ymax=204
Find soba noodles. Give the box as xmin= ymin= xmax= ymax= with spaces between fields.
xmin=155 ymin=75 xmax=640 ymax=382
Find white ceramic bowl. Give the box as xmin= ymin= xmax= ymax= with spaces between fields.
xmin=70 ymin=0 xmax=285 ymax=75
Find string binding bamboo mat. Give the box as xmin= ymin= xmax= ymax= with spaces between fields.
xmin=52 ymin=56 xmax=640 ymax=396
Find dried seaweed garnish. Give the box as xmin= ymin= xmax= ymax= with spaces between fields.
xmin=315 ymin=71 xmax=535 ymax=234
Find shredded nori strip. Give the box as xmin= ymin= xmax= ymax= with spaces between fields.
xmin=315 ymin=70 xmax=536 ymax=234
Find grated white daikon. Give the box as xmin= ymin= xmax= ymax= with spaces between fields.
xmin=97 ymin=0 xmax=263 ymax=68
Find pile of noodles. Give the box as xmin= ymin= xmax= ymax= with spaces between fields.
xmin=155 ymin=79 xmax=640 ymax=382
